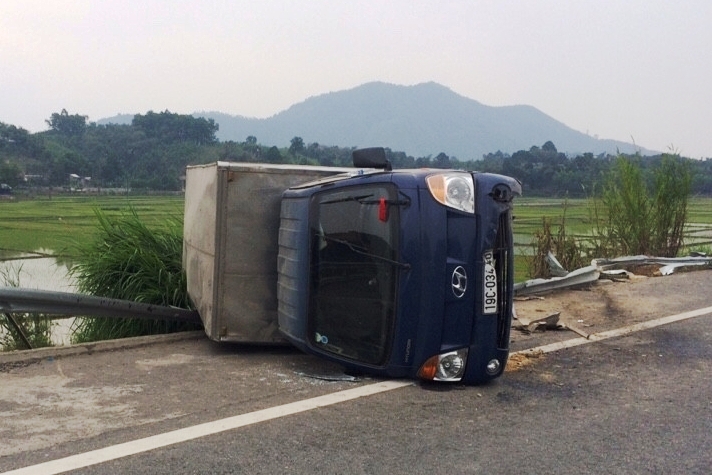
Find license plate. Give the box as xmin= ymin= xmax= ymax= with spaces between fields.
xmin=483 ymin=251 xmax=497 ymax=314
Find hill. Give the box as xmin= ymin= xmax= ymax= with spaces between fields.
xmin=100 ymin=82 xmax=652 ymax=159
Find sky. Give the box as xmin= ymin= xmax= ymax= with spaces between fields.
xmin=2 ymin=0 xmax=711 ymax=158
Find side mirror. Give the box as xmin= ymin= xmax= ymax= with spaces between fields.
xmin=352 ymin=147 xmax=392 ymax=171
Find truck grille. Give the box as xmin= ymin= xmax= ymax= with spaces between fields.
xmin=493 ymin=211 xmax=513 ymax=349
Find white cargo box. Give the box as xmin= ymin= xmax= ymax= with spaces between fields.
xmin=183 ymin=162 xmax=352 ymax=343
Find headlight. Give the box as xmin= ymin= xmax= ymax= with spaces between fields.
xmin=417 ymin=348 xmax=468 ymax=382
xmin=426 ymin=173 xmax=475 ymax=213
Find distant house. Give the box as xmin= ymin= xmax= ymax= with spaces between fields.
xmin=68 ymin=174 xmax=91 ymax=191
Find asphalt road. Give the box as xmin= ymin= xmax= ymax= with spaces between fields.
xmin=1 ymin=271 xmax=711 ymax=474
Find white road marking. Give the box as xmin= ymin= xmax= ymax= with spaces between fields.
xmin=1 ymin=381 xmax=412 ymax=475
xmin=513 ymin=305 xmax=712 ymax=356
xmin=4 ymin=304 xmax=712 ymax=475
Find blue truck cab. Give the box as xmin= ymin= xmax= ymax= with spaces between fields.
xmin=277 ymin=148 xmax=521 ymax=384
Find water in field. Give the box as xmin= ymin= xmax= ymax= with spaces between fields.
xmin=0 ymin=251 xmax=76 ymax=347
xmin=0 ymin=252 xmax=76 ymax=291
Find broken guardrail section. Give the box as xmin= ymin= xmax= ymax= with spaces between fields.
xmin=514 ymin=254 xmax=712 ymax=296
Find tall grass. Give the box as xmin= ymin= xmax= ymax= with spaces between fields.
xmin=651 ymin=156 xmax=691 ymax=256
xmin=526 ymin=205 xmax=589 ymax=278
xmin=597 ymin=154 xmax=690 ymax=257
xmin=70 ymin=208 xmax=201 ymax=342
xmin=526 ymin=154 xmax=692 ymax=278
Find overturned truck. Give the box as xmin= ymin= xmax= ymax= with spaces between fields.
xmin=184 ymin=148 xmax=521 ymax=385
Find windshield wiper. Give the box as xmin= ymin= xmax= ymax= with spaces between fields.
xmin=320 ymin=193 xmax=410 ymax=208
xmin=357 ymin=198 xmax=411 ymax=207
xmin=321 ymin=194 xmax=374 ymax=205
xmin=320 ymin=235 xmax=411 ymax=270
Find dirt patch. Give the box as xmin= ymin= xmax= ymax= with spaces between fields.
xmin=626 ymin=264 xmax=663 ymax=277
xmin=505 ymin=350 xmax=544 ymax=372
xmin=510 ymin=268 xmax=712 ymax=351
xmin=508 ymin=273 xmax=669 ymax=365
xmin=513 ymin=274 xmax=655 ymax=333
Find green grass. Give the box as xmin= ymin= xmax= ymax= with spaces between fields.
xmin=0 ymin=195 xmax=184 ymax=257
xmin=687 ymin=196 xmax=712 ymax=224
xmin=514 ymin=196 xmax=712 ymax=240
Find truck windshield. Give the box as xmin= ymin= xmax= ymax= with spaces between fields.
xmin=308 ymin=184 xmax=399 ymax=366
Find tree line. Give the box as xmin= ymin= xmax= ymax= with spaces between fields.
xmin=1 ymin=110 xmax=711 ymax=196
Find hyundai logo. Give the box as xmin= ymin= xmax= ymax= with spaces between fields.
xmin=451 ymin=266 xmax=467 ymax=298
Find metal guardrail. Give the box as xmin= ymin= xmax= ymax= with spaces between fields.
xmin=514 ymin=254 xmax=712 ymax=296
xmin=0 ymin=287 xmax=201 ymax=323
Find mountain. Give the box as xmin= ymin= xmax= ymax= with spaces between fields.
xmin=100 ymin=82 xmax=652 ymax=159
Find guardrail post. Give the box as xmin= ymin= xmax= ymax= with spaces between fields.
xmin=3 ymin=312 xmax=33 ymax=349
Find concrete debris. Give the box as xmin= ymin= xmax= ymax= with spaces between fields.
xmin=529 ymin=312 xmax=561 ymax=332
xmin=513 ymin=311 xmax=591 ymax=338
xmin=560 ymin=322 xmax=590 ymax=339
xmin=514 ymin=312 xmax=563 ymax=333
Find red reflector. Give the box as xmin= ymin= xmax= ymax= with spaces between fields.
xmin=379 ymin=197 xmax=388 ymax=222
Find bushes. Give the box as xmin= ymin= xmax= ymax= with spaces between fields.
xmin=526 ymin=210 xmax=588 ymax=279
xmin=597 ymin=154 xmax=690 ymax=257
xmin=527 ymin=154 xmax=691 ymax=278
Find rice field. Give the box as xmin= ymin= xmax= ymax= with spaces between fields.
xmin=2 ymin=194 xmax=711 ymax=279
xmin=0 ymin=194 xmax=184 ymax=258
xmin=513 ymin=196 xmax=712 ymax=249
